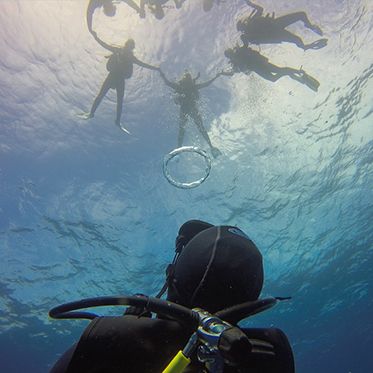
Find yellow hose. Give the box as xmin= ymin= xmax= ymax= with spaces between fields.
xmin=162 ymin=350 xmax=191 ymax=373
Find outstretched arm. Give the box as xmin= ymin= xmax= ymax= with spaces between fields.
xmin=159 ymin=70 xmax=179 ymax=90
xmin=244 ymin=1 xmax=264 ymax=16
xmin=196 ymin=72 xmax=222 ymax=89
xmin=133 ymin=56 xmax=160 ymax=71
xmin=193 ymin=72 xmax=200 ymax=83
xmin=86 ymin=0 xmax=98 ymax=33
xmin=91 ymin=31 xmax=118 ymax=53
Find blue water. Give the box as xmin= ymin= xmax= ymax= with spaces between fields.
xmin=0 ymin=0 xmax=372 ymax=372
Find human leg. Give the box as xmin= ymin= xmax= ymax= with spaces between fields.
xmin=115 ymin=79 xmax=125 ymax=126
xmin=88 ymin=75 xmax=112 ymax=117
xmin=276 ymin=11 xmax=323 ymax=35
xmin=269 ymin=67 xmax=320 ymax=91
xmin=191 ymin=108 xmax=221 ymax=157
xmin=191 ymin=109 xmax=213 ymax=148
xmin=289 ymin=69 xmax=320 ymax=91
xmin=276 ymin=27 xmax=327 ymax=50
xmin=275 ymin=29 xmax=309 ymax=49
xmin=178 ymin=111 xmax=188 ymax=147
xmin=253 ymin=61 xmax=308 ymax=85
xmin=252 ymin=61 xmax=285 ymax=82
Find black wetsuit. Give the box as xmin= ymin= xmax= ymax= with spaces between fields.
xmin=50 ymin=315 xmax=294 ymax=372
xmin=51 ymin=223 xmax=294 ymax=372
xmin=230 ymin=47 xmax=269 ymax=74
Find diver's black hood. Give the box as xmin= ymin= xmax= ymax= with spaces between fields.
xmin=167 ymin=223 xmax=264 ymax=313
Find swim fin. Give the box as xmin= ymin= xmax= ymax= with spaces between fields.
xmin=310 ymin=24 xmax=324 ymax=36
xmin=308 ymin=38 xmax=328 ymax=50
xmin=300 ymin=71 xmax=320 ymax=92
xmin=76 ymin=112 xmax=93 ymax=120
xmin=116 ymin=122 xmax=131 ymax=135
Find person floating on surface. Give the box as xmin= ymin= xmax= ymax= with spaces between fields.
xmin=86 ymin=0 xmax=144 ymax=34
xmin=77 ymin=33 xmax=159 ymax=132
xmin=139 ymin=0 xmax=186 ymax=19
xmin=49 ymin=220 xmax=295 ymax=373
xmin=237 ymin=0 xmax=328 ymax=50
xmin=159 ymin=70 xmax=224 ymax=157
xmin=223 ymin=45 xmax=320 ymax=92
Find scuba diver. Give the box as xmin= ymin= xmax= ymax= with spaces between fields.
xmin=159 ymin=70 xmax=223 ymax=158
xmin=223 ymin=45 xmax=320 ymax=92
xmin=139 ymin=0 xmax=186 ymax=19
xmin=77 ymin=32 xmax=159 ymax=132
xmin=86 ymin=0 xmax=144 ymax=34
xmin=49 ymin=220 xmax=295 ymax=372
xmin=237 ymin=0 xmax=328 ymax=50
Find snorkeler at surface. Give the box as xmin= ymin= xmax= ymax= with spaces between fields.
xmin=237 ymin=0 xmax=328 ymax=50
xmin=86 ymin=0 xmax=144 ymax=33
xmin=223 ymin=45 xmax=320 ymax=92
xmin=77 ymin=32 xmax=159 ymax=132
xmin=139 ymin=0 xmax=186 ymax=19
xmin=50 ymin=220 xmax=295 ymax=372
xmin=159 ymin=70 xmax=223 ymax=157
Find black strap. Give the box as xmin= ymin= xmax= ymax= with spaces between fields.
xmin=156 ymin=263 xmax=175 ymax=298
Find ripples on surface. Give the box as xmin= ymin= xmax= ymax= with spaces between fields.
xmin=0 ymin=0 xmax=372 ymax=372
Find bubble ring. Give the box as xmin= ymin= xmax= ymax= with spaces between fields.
xmin=163 ymin=146 xmax=212 ymax=189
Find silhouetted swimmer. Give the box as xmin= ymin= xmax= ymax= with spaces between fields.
xmin=159 ymin=70 xmax=223 ymax=157
xmin=139 ymin=0 xmax=186 ymax=19
xmin=77 ymin=33 xmax=159 ymax=131
xmin=223 ymin=45 xmax=320 ymax=91
xmin=87 ymin=0 xmax=143 ymax=33
xmin=237 ymin=0 xmax=327 ymax=50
